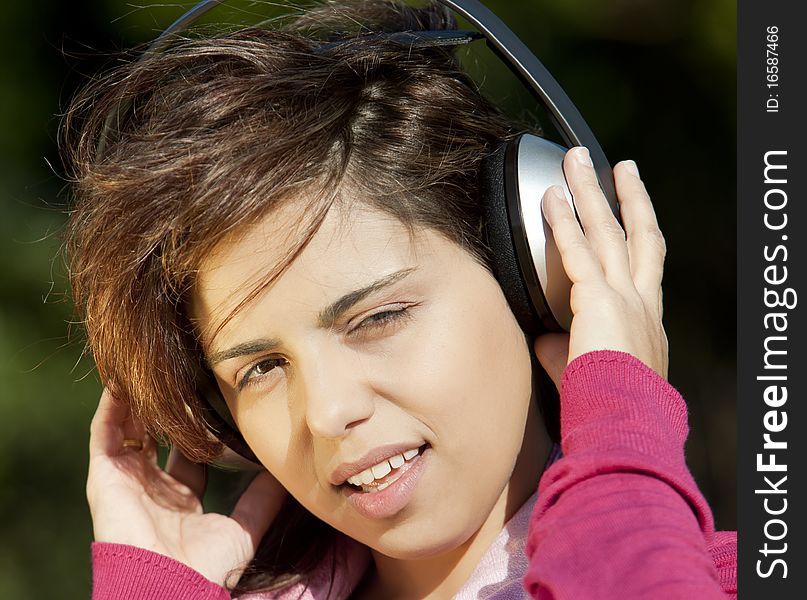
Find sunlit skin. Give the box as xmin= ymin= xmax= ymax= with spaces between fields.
xmin=86 ymin=149 xmax=669 ymax=598
xmin=191 ymin=198 xmax=552 ymax=599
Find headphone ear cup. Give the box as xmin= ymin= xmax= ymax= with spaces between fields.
xmin=480 ymin=140 xmax=542 ymax=335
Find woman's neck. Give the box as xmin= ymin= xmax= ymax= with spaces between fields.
xmin=354 ymin=399 xmax=552 ymax=600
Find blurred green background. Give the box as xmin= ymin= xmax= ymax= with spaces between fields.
xmin=1 ymin=1 xmax=735 ymax=597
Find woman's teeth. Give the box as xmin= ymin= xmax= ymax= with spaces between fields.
xmin=347 ymin=447 xmax=421 ymax=492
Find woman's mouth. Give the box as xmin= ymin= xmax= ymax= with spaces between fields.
xmin=341 ymin=443 xmax=430 ymax=519
xmin=345 ymin=445 xmax=423 ymax=492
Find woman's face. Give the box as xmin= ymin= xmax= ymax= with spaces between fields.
xmin=192 ymin=199 xmax=540 ymax=558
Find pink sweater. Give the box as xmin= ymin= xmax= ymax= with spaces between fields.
xmin=91 ymin=350 xmax=737 ymax=599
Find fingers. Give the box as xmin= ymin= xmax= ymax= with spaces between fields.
xmin=230 ymin=471 xmax=287 ymax=551
xmin=89 ymin=389 xmax=123 ymax=458
xmin=613 ymin=160 xmax=666 ymax=301
xmin=545 ymin=149 xmax=665 ymax=305
xmin=541 ymin=186 xmax=603 ymax=284
xmin=90 ymin=389 xmax=140 ymax=457
xmin=165 ymin=447 xmax=208 ymax=499
xmin=90 ymin=389 xmax=156 ymax=461
xmin=142 ymin=433 xmax=159 ymax=464
xmin=562 ymin=147 xmax=631 ymax=287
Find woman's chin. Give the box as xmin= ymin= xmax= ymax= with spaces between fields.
xmin=355 ymin=517 xmax=480 ymax=561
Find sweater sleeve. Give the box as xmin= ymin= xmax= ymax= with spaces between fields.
xmin=92 ymin=542 xmax=231 ymax=600
xmin=523 ymin=350 xmax=737 ymax=599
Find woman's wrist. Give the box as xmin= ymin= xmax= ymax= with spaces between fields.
xmin=559 ymin=349 xmax=689 ymax=454
xmin=92 ymin=542 xmax=230 ymax=600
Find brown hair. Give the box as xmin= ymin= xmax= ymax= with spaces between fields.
xmin=63 ymin=0 xmax=527 ymax=593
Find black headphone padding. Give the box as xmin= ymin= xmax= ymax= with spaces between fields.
xmin=479 ymin=141 xmax=541 ymax=335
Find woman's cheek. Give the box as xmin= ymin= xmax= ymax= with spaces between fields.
xmin=237 ymin=387 xmax=296 ymax=464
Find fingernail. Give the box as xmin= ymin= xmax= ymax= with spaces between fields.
xmin=542 ymin=186 xmax=565 ymax=215
xmin=624 ymin=160 xmax=640 ymax=178
xmin=547 ymin=185 xmax=566 ymax=203
xmin=573 ymin=146 xmax=593 ymax=167
xmin=549 ymin=185 xmax=566 ymax=202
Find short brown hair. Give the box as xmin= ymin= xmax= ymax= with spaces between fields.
xmin=63 ymin=0 xmax=523 ymax=592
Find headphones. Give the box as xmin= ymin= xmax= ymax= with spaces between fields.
xmin=147 ymin=0 xmax=620 ymax=463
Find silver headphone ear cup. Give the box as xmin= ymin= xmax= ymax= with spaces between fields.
xmin=480 ymin=141 xmax=543 ymax=334
xmin=506 ymin=134 xmax=575 ymax=331
xmin=481 ymin=134 xmax=571 ymax=334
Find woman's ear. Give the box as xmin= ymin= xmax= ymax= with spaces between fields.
xmin=533 ymin=333 xmax=570 ymax=390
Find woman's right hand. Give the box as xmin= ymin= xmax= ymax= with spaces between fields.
xmin=534 ymin=149 xmax=668 ymax=387
xmin=87 ymin=389 xmax=286 ymax=586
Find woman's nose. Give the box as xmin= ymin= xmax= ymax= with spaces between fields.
xmin=299 ymin=349 xmax=375 ymax=439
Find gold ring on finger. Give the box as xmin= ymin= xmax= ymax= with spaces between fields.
xmin=122 ymin=438 xmax=144 ymax=451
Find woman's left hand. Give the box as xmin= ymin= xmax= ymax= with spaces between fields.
xmin=87 ymin=389 xmax=286 ymax=587
xmin=534 ymin=147 xmax=668 ymax=387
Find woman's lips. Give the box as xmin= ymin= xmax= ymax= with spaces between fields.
xmin=342 ymin=444 xmax=430 ymax=519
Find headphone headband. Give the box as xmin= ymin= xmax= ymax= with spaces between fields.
xmin=150 ymin=0 xmax=615 ymax=208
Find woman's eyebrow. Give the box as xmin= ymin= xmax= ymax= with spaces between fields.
xmin=316 ymin=267 xmax=417 ymax=328
xmin=206 ymin=267 xmax=417 ymax=367
xmin=207 ymin=338 xmax=281 ymax=367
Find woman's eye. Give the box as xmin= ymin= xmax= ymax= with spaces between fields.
xmin=239 ymin=357 xmax=287 ymax=390
xmin=351 ymin=306 xmax=413 ymax=336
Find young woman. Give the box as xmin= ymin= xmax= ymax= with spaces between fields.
xmin=64 ymin=1 xmax=737 ymax=598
